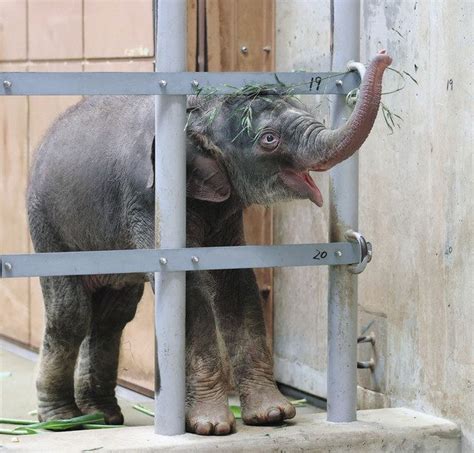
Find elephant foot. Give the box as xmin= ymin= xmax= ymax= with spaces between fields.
xmin=186 ymin=399 xmax=235 ymax=435
xmin=240 ymin=383 xmax=296 ymax=425
xmin=76 ymin=398 xmax=124 ymax=425
xmin=38 ymin=400 xmax=83 ymax=422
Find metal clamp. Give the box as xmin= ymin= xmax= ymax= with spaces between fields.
xmin=344 ymin=229 xmax=372 ymax=274
xmin=345 ymin=60 xmax=366 ymax=107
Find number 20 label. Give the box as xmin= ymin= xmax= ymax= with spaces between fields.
xmin=313 ymin=249 xmax=327 ymax=260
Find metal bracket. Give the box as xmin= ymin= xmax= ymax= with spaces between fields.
xmin=344 ymin=230 xmax=372 ymax=274
xmin=357 ymin=359 xmax=375 ymax=370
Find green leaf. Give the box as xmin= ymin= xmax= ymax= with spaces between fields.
xmin=290 ymin=398 xmax=307 ymax=407
xmin=0 ymin=427 xmax=38 ymax=435
xmin=402 ymin=70 xmax=419 ymax=85
xmin=0 ymin=417 xmax=37 ymax=426
xmin=83 ymin=424 xmax=121 ymax=430
xmin=20 ymin=413 xmax=107 ymax=431
xmin=229 ymin=405 xmax=242 ymax=419
xmin=208 ymin=106 xmax=219 ymax=124
xmin=384 ymin=67 xmax=407 ymax=95
xmin=132 ymin=404 xmax=155 ymax=417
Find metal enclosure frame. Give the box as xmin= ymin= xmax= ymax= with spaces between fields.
xmin=1 ymin=0 xmax=367 ymax=435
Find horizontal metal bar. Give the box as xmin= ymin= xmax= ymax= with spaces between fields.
xmin=1 ymin=71 xmax=360 ymax=96
xmin=1 ymin=242 xmax=359 ymax=278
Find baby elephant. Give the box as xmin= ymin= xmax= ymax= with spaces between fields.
xmin=27 ymin=51 xmax=391 ymax=435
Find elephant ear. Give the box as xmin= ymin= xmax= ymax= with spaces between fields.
xmin=146 ymin=137 xmax=156 ymax=189
xmin=148 ymin=135 xmax=230 ymax=202
xmin=187 ymin=153 xmax=231 ymax=202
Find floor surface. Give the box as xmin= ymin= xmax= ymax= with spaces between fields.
xmin=0 ymin=338 xmax=321 ymax=432
xmin=0 ymin=339 xmax=461 ymax=452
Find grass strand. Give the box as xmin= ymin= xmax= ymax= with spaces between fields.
xmin=132 ymin=404 xmax=155 ymax=417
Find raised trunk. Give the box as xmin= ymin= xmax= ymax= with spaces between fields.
xmin=311 ymin=50 xmax=392 ymax=171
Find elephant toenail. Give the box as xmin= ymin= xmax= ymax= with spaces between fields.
xmin=285 ymin=405 xmax=296 ymax=419
xmin=194 ymin=422 xmax=213 ymax=435
xmin=267 ymin=408 xmax=283 ymax=421
xmin=214 ymin=422 xmax=231 ymax=435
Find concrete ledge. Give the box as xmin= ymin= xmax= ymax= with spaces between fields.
xmin=1 ymin=408 xmax=461 ymax=452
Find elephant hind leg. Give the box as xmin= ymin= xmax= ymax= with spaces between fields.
xmin=75 ymin=284 xmax=143 ymax=425
xmin=37 ymin=275 xmax=92 ymax=421
xmin=29 ymin=211 xmax=91 ymax=421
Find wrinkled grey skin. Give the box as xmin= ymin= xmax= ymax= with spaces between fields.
xmin=27 ymin=51 xmax=391 ymax=435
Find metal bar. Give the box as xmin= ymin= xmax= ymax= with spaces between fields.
xmin=327 ymin=0 xmax=360 ymax=423
xmin=154 ymin=0 xmax=187 ymax=436
xmin=0 ymin=71 xmax=360 ymax=96
xmin=0 ymin=242 xmax=360 ymax=279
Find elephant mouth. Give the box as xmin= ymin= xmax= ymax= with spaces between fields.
xmin=279 ymin=169 xmax=323 ymax=207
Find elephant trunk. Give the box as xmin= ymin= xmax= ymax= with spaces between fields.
xmin=310 ymin=50 xmax=392 ymax=171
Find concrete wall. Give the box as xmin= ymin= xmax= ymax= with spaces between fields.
xmin=274 ymin=0 xmax=473 ymax=449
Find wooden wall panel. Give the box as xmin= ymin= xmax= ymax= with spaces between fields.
xmin=28 ymin=0 xmax=83 ymax=60
xmin=206 ymin=0 xmax=236 ymax=71
xmin=187 ymin=0 xmax=198 ymax=71
xmin=0 ymin=63 xmax=30 ymax=345
xmin=84 ymin=0 xmax=153 ymax=59
xmin=28 ymin=279 xmax=43 ymax=349
xmin=234 ymin=0 xmax=274 ymax=72
xmin=0 ymin=0 xmax=27 ymax=61
xmin=118 ymin=286 xmax=155 ymax=395
xmin=28 ymin=62 xmax=83 ymax=151
xmin=83 ymin=60 xmax=154 ymax=72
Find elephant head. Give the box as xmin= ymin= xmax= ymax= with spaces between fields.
xmin=185 ymin=50 xmax=392 ymax=207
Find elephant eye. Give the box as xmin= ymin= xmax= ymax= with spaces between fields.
xmin=259 ymin=131 xmax=280 ymax=150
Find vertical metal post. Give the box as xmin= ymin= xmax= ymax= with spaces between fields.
xmin=327 ymin=0 xmax=360 ymax=423
xmin=154 ymin=0 xmax=187 ymax=435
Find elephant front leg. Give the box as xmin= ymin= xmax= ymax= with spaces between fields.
xmin=185 ymin=271 xmax=235 ymax=435
xmin=212 ymin=268 xmax=296 ymax=425
xmin=75 ymin=284 xmax=143 ymax=424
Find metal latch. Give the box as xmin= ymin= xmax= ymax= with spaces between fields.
xmin=345 ymin=229 xmax=372 ymax=274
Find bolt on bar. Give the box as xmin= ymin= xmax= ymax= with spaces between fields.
xmin=327 ymin=0 xmax=361 ymax=423
xmin=154 ymin=0 xmax=187 ymax=435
